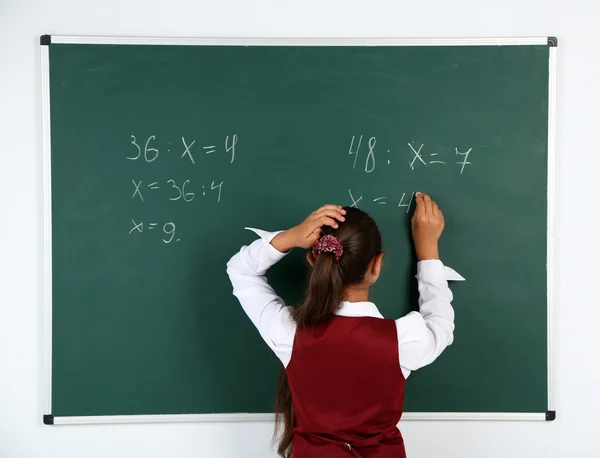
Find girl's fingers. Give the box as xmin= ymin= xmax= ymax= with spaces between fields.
xmin=319 ymin=216 xmax=339 ymax=229
xmin=421 ymin=193 xmax=432 ymax=215
xmin=305 ymin=204 xmax=346 ymax=238
xmin=440 ymin=211 xmax=445 ymax=225
xmin=415 ymin=192 xmax=425 ymax=214
xmin=307 ymin=215 xmax=338 ymax=233
xmin=312 ymin=208 xmax=346 ymax=223
xmin=306 ymin=227 xmax=322 ymax=242
xmin=316 ymin=204 xmax=345 ymax=214
xmin=306 ymin=219 xmax=322 ymax=234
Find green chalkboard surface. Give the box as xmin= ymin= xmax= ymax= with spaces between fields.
xmin=43 ymin=38 xmax=554 ymax=422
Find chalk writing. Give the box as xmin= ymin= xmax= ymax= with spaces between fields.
xmin=126 ymin=133 xmax=233 ymax=243
xmin=398 ymin=192 xmax=416 ymax=214
xmin=347 ymin=137 xmax=473 ymax=174
xmin=162 ymin=222 xmax=178 ymax=243
xmin=128 ymin=219 xmax=180 ymax=243
xmin=348 ymin=135 xmax=362 ymax=170
xmin=225 ymin=134 xmax=238 ymax=163
xmin=348 ymin=135 xmax=378 ymax=172
xmin=408 ymin=143 xmax=426 ymax=169
xmin=167 ymin=179 xmax=195 ymax=202
xmin=128 ymin=179 xmax=224 ymax=204
xmin=348 ymin=189 xmax=416 ymax=214
xmin=127 ymin=136 xmax=142 ymax=161
xmin=132 ymin=180 xmax=144 ymax=202
xmin=129 ymin=219 xmax=143 ymax=234
xmin=181 ymin=137 xmax=196 ymax=164
xmin=211 ymin=180 xmax=224 ymax=203
xmin=127 ymin=135 xmax=159 ymax=162
xmin=428 ymin=152 xmax=446 ymax=165
xmin=348 ymin=189 xmax=363 ymax=208
xmin=456 ymin=147 xmax=473 ymax=175
xmin=127 ymin=134 xmax=238 ymax=164
xmin=366 ymin=137 xmax=376 ymax=173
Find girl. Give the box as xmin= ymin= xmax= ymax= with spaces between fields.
xmin=227 ymin=193 xmax=463 ymax=458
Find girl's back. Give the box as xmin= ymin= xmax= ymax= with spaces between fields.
xmin=227 ymin=199 xmax=463 ymax=457
xmin=289 ymin=315 xmax=406 ymax=456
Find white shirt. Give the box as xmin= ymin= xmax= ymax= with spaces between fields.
xmin=227 ymin=228 xmax=465 ymax=379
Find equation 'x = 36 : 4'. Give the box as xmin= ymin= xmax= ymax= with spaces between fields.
xmin=131 ymin=179 xmax=224 ymax=203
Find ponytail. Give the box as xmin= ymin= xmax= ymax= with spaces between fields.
xmin=274 ymin=368 xmax=295 ymax=458
xmin=294 ymin=253 xmax=345 ymax=327
xmin=275 ymin=253 xmax=344 ymax=457
xmin=274 ymin=208 xmax=382 ymax=457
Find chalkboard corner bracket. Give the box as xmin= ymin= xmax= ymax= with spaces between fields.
xmin=548 ymin=37 xmax=558 ymax=47
xmin=43 ymin=414 xmax=54 ymax=425
xmin=545 ymin=410 xmax=556 ymax=421
xmin=40 ymin=35 xmax=51 ymax=46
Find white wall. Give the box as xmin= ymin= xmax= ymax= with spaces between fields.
xmin=1 ymin=0 xmax=599 ymax=457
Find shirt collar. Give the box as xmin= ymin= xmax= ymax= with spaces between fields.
xmin=334 ymin=301 xmax=384 ymax=319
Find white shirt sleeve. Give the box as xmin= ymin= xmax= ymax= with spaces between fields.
xmin=226 ymin=228 xmax=296 ymax=367
xmin=396 ymin=260 xmax=465 ymax=378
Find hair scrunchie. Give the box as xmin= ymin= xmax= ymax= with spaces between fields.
xmin=312 ymin=234 xmax=344 ymax=261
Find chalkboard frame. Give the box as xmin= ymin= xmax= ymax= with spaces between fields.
xmin=40 ymin=35 xmax=558 ymax=425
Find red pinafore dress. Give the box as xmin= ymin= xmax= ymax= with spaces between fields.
xmin=286 ymin=315 xmax=407 ymax=458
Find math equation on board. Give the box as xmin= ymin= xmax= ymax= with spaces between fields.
xmin=126 ymin=133 xmax=237 ymax=244
xmin=346 ymin=135 xmax=473 ymax=212
xmin=125 ymin=132 xmax=472 ymax=243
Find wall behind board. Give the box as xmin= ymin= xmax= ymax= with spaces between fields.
xmin=0 ymin=0 xmax=598 ymax=457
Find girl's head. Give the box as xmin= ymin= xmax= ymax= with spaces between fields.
xmin=275 ymin=207 xmax=383 ymax=457
xmin=294 ymin=206 xmax=383 ymax=327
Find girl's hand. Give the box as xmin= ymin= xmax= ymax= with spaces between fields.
xmin=271 ymin=205 xmax=346 ymax=253
xmin=411 ymin=192 xmax=444 ymax=261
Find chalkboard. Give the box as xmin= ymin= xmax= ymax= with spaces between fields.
xmin=41 ymin=36 xmax=557 ymax=424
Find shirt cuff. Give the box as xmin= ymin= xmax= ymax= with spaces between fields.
xmin=245 ymin=227 xmax=289 ymax=273
xmin=416 ymin=260 xmax=465 ymax=281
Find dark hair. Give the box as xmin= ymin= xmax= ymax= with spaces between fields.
xmin=274 ymin=207 xmax=383 ymax=457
